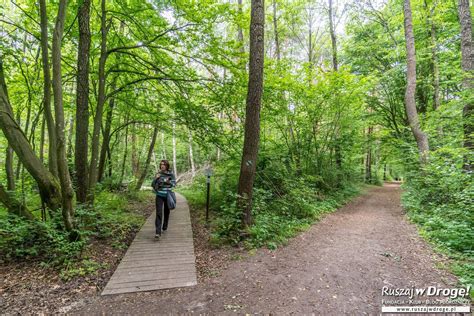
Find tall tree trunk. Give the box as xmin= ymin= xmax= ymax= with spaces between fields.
xmin=66 ymin=114 xmax=74 ymax=159
xmin=329 ymin=0 xmax=342 ymax=170
xmin=172 ymin=120 xmax=178 ymax=177
xmin=0 ymin=183 xmax=34 ymax=220
xmin=161 ymin=132 xmax=167 ymax=160
xmin=272 ymin=0 xmax=281 ymax=61
xmin=426 ymin=1 xmax=440 ymax=110
xmin=188 ymin=130 xmax=195 ymax=177
xmin=6 ymin=146 xmax=15 ymax=190
xmin=52 ymin=0 xmax=74 ymax=231
xmin=98 ymin=82 xmax=116 ymax=182
xmin=328 ymin=0 xmax=338 ymax=71
xmin=75 ymin=0 xmax=91 ymax=204
xmin=39 ymin=0 xmax=58 ymax=177
xmin=88 ymin=0 xmax=109 ymax=203
xmin=0 ymin=60 xmax=62 ymax=212
xmin=131 ymin=125 xmax=139 ymax=177
xmin=135 ymin=127 xmax=158 ymax=190
xmin=237 ymin=0 xmax=245 ymax=53
xmin=40 ymin=115 xmax=45 ymax=162
xmin=403 ymin=0 xmax=430 ymax=163
xmin=152 ymin=151 xmax=158 ymax=174
xmin=237 ymin=0 xmax=265 ymax=228
xmin=106 ymin=147 xmax=112 ymax=178
xmin=119 ymin=117 xmax=129 ymax=184
xmin=458 ymin=0 xmax=473 ymax=172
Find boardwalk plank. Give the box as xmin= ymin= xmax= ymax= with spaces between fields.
xmin=102 ymin=192 xmax=197 ymax=296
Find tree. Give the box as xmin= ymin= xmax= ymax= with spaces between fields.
xmin=0 ymin=60 xmax=62 ymax=212
xmin=237 ymin=0 xmax=265 ymax=228
xmin=328 ymin=0 xmax=338 ymax=71
xmin=135 ymin=127 xmax=158 ymax=190
xmin=403 ymin=0 xmax=429 ymax=162
xmin=52 ymin=0 xmax=75 ymax=231
xmin=457 ymin=0 xmax=473 ymax=172
xmin=88 ymin=0 xmax=109 ymax=203
xmin=39 ymin=0 xmax=58 ymax=177
xmin=0 ymin=183 xmax=34 ymax=219
xmin=75 ymin=0 xmax=91 ymax=203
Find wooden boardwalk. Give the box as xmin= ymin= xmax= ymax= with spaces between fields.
xmin=102 ymin=193 xmax=197 ymax=295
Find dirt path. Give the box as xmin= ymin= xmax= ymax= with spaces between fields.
xmin=70 ymin=183 xmax=460 ymax=314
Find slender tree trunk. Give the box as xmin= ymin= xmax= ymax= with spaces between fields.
xmin=39 ymin=0 xmax=58 ymax=177
xmin=172 ymin=120 xmax=178 ymax=177
xmin=75 ymin=0 xmax=91 ymax=203
xmin=272 ymin=0 xmax=281 ymax=61
xmin=365 ymin=143 xmax=372 ymax=183
xmin=106 ymin=147 xmax=112 ymax=178
xmin=426 ymin=1 xmax=440 ymax=110
xmin=328 ymin=0 xmax=342 ymax=170
xmin=403 ymin=0 xmax=430 ymax=163
xmin=458 ymin=0 xmax=473 ymax=172
xmin=131 ymin=125 xmax=139 ymax=177
xmin=237 ymin=0 xmax=265 ymax=228
xmin=66 ymin=114 xmax=74 ymax=159
xmin=135 ymin=127 xmax=158 ymax=190
xmin=52 ymin=0 xmax=74 ymax=231
xmin=161 ymin=132 xmax=167 ymax=159
xmin=0 ymin=183 xmax=34 ymax=219
xmin=14 ymin=111 xmax=22 ymax=181
xmin=152 ymin=151 xmax=158 ymax=174
xmin=119 ymin=117 xmax=129 ymax=184
xmin=98 ymin=82 xmax=116 ymax=182
xmin=40 ymin=115 xmax=45 ymax=162
xmin=0 ymin=60 xmax=62 ymax=212
xmin=88 ymin=0 xmax=109 ymax=203
xmin=237 ymin=0 xmax=245 ymax=53
xmin=328 ymin=0 xmax=338 ymax=71
xmin=188 ymin=130 xmax=195 ymax=177
xmin=6 ymin=146 xmax=15 ymax=191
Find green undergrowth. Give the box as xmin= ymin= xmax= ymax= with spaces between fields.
xmin=0 ymin=189 xmax=150 ymax=279
xmin=401 ymin=154 xmax=474 ymax=296
xmin=178 ymin=161 xmax=364 ymax=250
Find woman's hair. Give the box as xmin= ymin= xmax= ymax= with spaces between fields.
xmin=160 ymin=159 xmax=170 ymax=171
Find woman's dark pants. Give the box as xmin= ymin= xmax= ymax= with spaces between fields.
xmin=155 ymin=195 xmax=170 ymax=235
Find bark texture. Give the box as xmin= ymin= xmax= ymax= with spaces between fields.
xmin=6 ymin=146 xmax=15 ymax=190
xmin=88 ymin=0 xmax=109 ymax=203
xmin=52 ymin=0 xmax=74 ymax=231
xmin=39 ymin=0 xmax=58 ymax=177
xmin=458 ymin=0 xmax=473 ymax=172
xmin=237 ymin=0 xmax=265 ymax=228
xmin=328 ymin=0 xmax=338 ymax=71
xmin=272 ymin=0 xmax=280 ymax=61
xmin=75 ymin=0 xmax=91 ymax=203
xmin=135 ymin=127 xmax=158 ymax=190
xmin=403 ymin=0 xmax=430 ymax=162
xmin=0 ymin=60 xmax=62 ymax=211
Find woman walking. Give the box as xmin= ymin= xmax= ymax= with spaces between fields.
xmin=151 ymin=160 xmax=176 ymax=239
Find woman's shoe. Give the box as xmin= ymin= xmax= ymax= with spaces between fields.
xmin=155 ymin=233 xmax=161 ymax=240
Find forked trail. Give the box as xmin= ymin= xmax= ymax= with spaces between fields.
xmin=72 ymin=183 xmax=459 ymax=314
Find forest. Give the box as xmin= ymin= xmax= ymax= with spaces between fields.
xmin=0 ymin=0 xmax=472 ymax=313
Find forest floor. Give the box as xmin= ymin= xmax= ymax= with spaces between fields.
xmin=60 ymin=183 xmax=463 ymax=315
xmin=1 ymin=183 xmax=466 ymax=314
